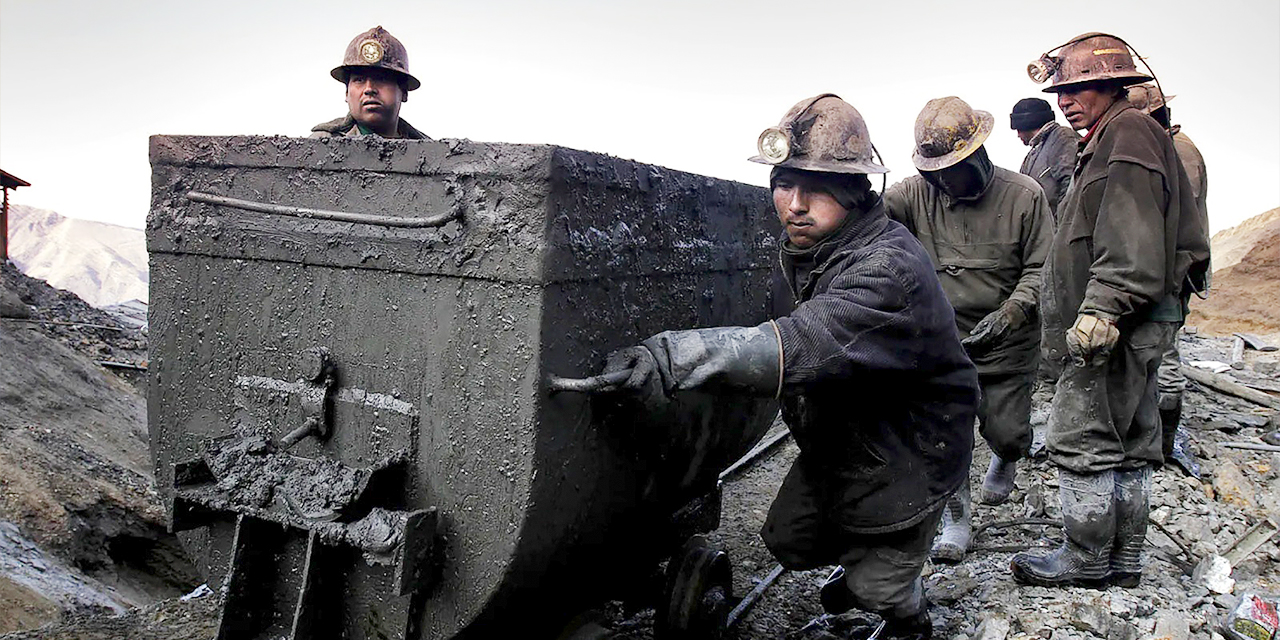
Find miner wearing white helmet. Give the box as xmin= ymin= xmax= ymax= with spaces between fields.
xmin=310 ymin=26 xmax=429 ymax=140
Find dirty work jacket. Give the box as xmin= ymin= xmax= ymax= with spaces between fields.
xmin=769 ymin=200 xmax=979 ymax=534
xmin=1041 ymin=99 xmax=1211 ymax=365
xmin=884 ymin=167 xmax=1053 ymax=375
xmin=308 ymin=115 xmax=430 ymax=140
xmin=1020 ymin=122 xmax=1080 ymax=222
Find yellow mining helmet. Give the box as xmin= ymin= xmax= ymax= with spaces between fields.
xmin=749 ymin=94 xmax=889 ymax=175
xmin=330 ymin=26 xmax=421 ymax=92
xmin=1028 ymin=32 xmax=1152 ymax=93
xmin=1126 ymin=83 xmax=1175 ymax=114
xmin=910 ymin=97 xmax=993 ymax=172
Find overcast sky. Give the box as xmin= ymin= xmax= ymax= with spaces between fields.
xmin=2 ymin=0 xmax=1277 ymax=234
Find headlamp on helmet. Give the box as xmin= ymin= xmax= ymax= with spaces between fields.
xmin=757 ymin=127 xmax=791 ymax=164
xmin=1027 ymin=55 xmax=1058 ymax=84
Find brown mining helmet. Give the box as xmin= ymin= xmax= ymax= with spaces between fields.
xmin=1126 ymin=83 xmax=1175 ymax=114
xmin=330 ymin=26 xmax=421 ymax=92
xmin=910 ymin=97 xmax=993 ymax=172
xmin=749 ymin=93 xmax=889 ymax=175
xmin=1028 ymin=32 xmax=1152 ymax=94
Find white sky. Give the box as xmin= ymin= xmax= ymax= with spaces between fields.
xmin=1 ymin=0 xmax=1277 ymax=234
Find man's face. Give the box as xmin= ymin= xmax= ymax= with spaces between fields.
xmin=772 ymin=171 xmax=850 ymax=249
xmin=346 ymin=68 xmax=405 ymax=133
xmin=1057 ymin=85 xmax=1117 ymax=131
xmin=1016 ymin=129 xmax=1037 ymax=145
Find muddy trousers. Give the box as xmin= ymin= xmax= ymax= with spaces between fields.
xmin=1046 ymin=321 xmax=1176 ymax=474
xmin=977 ymin=371 xmax=1035 ymax=462
xmin=762 ymin=465 xmax=944 ymax=619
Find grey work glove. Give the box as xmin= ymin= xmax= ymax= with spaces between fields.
xmin=961 ymin=302 xmax=1028 ymax=356
xmin=1065 ymin=313 xmax=1120 ymax=366
xmin=602 ymin=322 xmax=783 ymax=405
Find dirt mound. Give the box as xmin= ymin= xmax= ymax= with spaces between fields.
xmin=0 ymin=264 xmax=197 ymax=633
xmin=1189 ymin=208 xmax=1280 ymax=336
xmin=1209 ymin=207 xmax=1280 ymax=273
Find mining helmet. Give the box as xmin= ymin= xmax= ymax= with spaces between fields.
xmin=911 ymin=97 xmax=993 ymax=172
xmin=749 ymin=94 xmax=888 ymax=175
xmin=330 ymin=26 xmax=421 ymax=92
xmin=1028 ymin=32 xmax=1152 ymax=93
xmin=1126 ymin=83 xmax=1175 ymax=114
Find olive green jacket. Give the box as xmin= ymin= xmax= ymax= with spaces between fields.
xmin=884 ymin=167 xmax=1053 ymax=375
xmin=308 ymin=115 xmax=430 ymax=140
xmin=1041 ymin=100 xmax=1210 ymax=366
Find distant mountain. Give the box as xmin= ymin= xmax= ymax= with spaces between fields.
xmin=7 ymin=204 xmax=147 ymax=308
xmin=1189 ymin=207 xmax=1280 ymax=336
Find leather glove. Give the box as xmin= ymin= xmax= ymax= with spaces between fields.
xmin=602 ymin=322 xmax=783 ymax=405
xmin=1065 ymin=313 xmax=1119 ymax=366
xmin=961 ymin=302 xmax=1028 ymax=356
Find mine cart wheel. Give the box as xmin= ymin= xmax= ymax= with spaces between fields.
xmin=656 ymin=535 xmax=733 ymax=640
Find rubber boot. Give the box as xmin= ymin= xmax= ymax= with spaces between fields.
xmin=880 ymin=579 xmax=932 ymax=640
xmin=1110 ymin=466 xmax=1151 ymax=588
xmin=929 ymin=484 xmax=970 ymax=564
xmin=1010 ymin=469 xmax=1115 ymax=587
xmin=820 ymin=566 xmax=855 ymax=615
xmin=980 ymin=454 xmax=1017 ymax=505
xmin=1160 ymin=396 xmax=1201 ymax=478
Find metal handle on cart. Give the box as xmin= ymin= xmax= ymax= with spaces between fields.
xmin=546 ymin=369 xmax=633 ymax=394
xmin=186 ymin=191 xmax=460 ymax=228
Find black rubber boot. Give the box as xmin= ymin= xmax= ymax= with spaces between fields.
xmin=1159 ymin=396 xmax=1201 ymax=477
xmin=929 ymin=484 xmax=970 ymax=563
xmin=881 ymin=610 xmax=932 ymax=640
xmin=1111 ymin=466 xmax=1151 ymax=588
xmin=1010 ymin=469 xmax=1115 ymax=587
xmin=820 ymin=566 xmax=855 ymax=615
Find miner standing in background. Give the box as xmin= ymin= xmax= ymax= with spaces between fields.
xmin=1127 ymin=82 xmax=1211 ymax=478
xmin=310 ymin=26 xmax=429 ymax=140
xmin=1010 ymin=33 xmax=1211 ymax=589
xmin=1010 ymin=97 xmax=1079 ymax=222
xmin=603 ymin=94 xmax=979 ymax=639
xmin=883 ymin=97 xmax=1052 ymax=565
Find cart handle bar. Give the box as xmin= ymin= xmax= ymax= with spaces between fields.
xmin=186 ymin=191 xmax=460 ymax=228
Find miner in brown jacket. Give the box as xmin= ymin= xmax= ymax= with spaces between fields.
xmin=1011 ymin=33 xmax=1210 ymax=589
xmin=310 ymin=26 xmax=430 ymax=140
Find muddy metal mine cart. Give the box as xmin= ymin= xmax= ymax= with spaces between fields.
xmin=147 ymin=135 xmax=781 ymax=639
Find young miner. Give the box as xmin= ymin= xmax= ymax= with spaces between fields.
xmin=602 ymin=94 xmax=978 ymax=639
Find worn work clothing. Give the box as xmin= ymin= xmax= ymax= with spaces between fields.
xmin=1048 ymin=320 xmax=1176 ymax=474
xmin=308 ymin=114 xmax=430 ymax=140
xmin=764 ymin=457 xmax=944 ymax=615
xmin=764 ymin=199 xmax=978 ymax=540
xmin=1157 ymin=332 xmax=1186 ymax=404
xmin=1041 ymin=99 xmax=1209 ymax=365
xmin=1020 ymin=122 xmax=1080 ymax=221
xmin=978 ymin=371 xmax=1035 ymax=461
xmin=884 ymin=167 xmax=1053 ymax=376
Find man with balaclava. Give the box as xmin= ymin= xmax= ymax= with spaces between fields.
xmin=601 ymin=94 xmax=979 ymax=639
xmin=1009 ymin=33 xmax=1210 ymax=589
xmin=1010 ymin=98 xmax=1080 ymax=222
xmin=310 ymin=26 xmax=429 ymax=140
xmin=883 ymin=96 xmax=1053 ymax=565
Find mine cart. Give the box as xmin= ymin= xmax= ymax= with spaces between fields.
xmin=147 ymin=135 xmax=781 ymax=639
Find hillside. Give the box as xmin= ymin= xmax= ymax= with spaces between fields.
xmin=7 ymin=205 xmax=147 ymax=308
xmin=1189 ymin=207 xmax=1280 ymax=336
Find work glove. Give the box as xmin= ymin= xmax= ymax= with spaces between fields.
xmin=602 ymin=322 xmax=783 ymax=407
xmin=1065 ymin=313 xmax=1119 ymax=366
xmin=961 ymin=302 xmax=1028 ymax=356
